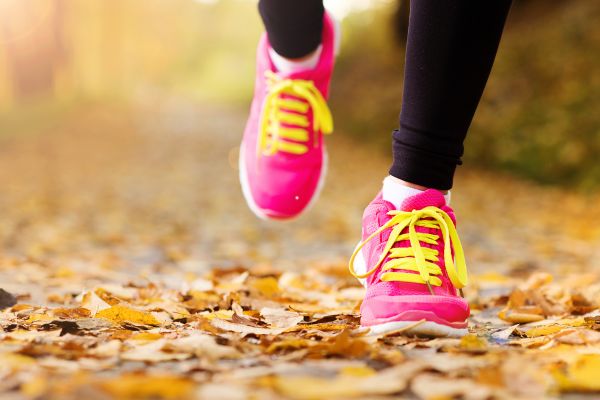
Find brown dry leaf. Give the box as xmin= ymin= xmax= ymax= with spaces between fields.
xmin=266 ymin=338 xmax=311 ymax=354
xmin=499 ymin=354 xmax=552 ymax=398
xmin=508 ymin=335 xmax=552 ymax=348
xmin=182 ymin=290 xmax=220 ymax=311
xmin=411 ymin=373 xmax=494 ymax=400
xmin=211 ymin=317 xmax=285 ymax=335
xmin=554 ymin=328 xmax=600 ymax=345
xmin=522 ymin=272 xmax=554 ymax=290
xmin=80 ymin=290 xmax=111 ymax=316
xmin=307 ymin=329 xmax=369 ymax=358
xmin=88 ymin=340 xmax=122 ymax=358
xmin=121 ymin=340 xmax=190 ymax=362
xmin=264 ymin=361 xmax=426 ymax=400
xmin=584 ymin=315 xmax=600 ymax=330
xmin=491 ymin=324 xmax=519 ymax=340
xmin=51 ymin=307 xmax=91 ymax=319
xmin=260 ymin=307 xmax=304 ymax=329
xmin=164 ymin=333 xmax=241 ymax=360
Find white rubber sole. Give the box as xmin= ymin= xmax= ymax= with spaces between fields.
xmin=363 ymin=320 xmax=468 ymax=338
xmin=353 ymin=244 xmax=468 ymax=338
xmin=238 ymin=144 xmax=328 ymax=221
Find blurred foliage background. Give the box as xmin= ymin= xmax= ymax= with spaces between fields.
xmin=0 ymin=0 xmax=598 ymax=188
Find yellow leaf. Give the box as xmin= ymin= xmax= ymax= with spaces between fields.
xmin=554 ymin=355 xmax=600 ymax=392
xmin=20 ymin=374 xmax=47 ymax=398
xmin=498 ymin=309 xmax=545 ymax=323
xmin=80 ymin=290 xmax=111 ymax=316
xmin=11 ymin=304 xmax=34 ymax=312
xmin=261 ymin=363 xmax=422 ymax=400
xmin=474 ymin=272 xmax=511 ymax=283
xmin=131 ymin=332 xmax=163 ymax=341
xmin=524 ymin=325 xmax=563 ymax=337
xmin=340 ymin=365 xmax=377 ymax=378
xmin=266 ymin=338 xmax=309 ymax=354
xmin=0 ymin=353 xmax=35 ymax=370
xmin=250 ymin=277 xmax=280 ymax=297
xmin=52 ymin=266 xmax=75 ymax=278
xmin=99 ymin=374 xmax=195 ymax=399
xmin=556 ymin=317 xmax=586 ymax=327
xmin=204 ymin=310 xmax=234 ymax=320
xmin=26 ymin=313 xmax=53 ymax=323
xmin=460 ymin=334 xmax=488 ymax=351
xmin=187 ymin=290 xmax=220 ymax=302
xmin=96 ymin=305 xmax=160 ymax=326
xmin=51 ymin=307 xmax=91 ymax=319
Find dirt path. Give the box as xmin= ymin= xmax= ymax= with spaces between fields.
xmin=0 ymin=102 xmax=599 ymax=398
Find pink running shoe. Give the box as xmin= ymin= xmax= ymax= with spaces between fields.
xmin=349 ymin=189 xmax=470 ymax=337
xmin=239 ymin=13 xmax=337 ymax=220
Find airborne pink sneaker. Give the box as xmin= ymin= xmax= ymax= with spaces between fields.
xmin=239 ymin=13 xmax=337 ymax=220
xmin=349 ymin=189 xmax=470 ymax=337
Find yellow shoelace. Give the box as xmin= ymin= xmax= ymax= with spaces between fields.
xmin=258 ymin=71 xmax=333 ymax=156
xmin=349 ymin=206 xmax=468 ymax=294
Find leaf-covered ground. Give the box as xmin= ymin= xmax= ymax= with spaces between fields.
xmin=1 ymin=103 xmax=599 ymax=399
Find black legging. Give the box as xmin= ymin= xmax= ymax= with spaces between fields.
xmin=258 ymin=0 xmax=512 ymax=190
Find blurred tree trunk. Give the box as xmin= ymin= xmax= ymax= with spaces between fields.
xmin=0 ymin=0 xmax=65 ymax=101
xmin=393 ymin=0 xmax=410 ymax=46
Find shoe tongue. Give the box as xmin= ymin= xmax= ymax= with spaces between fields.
xmin=400 ymin=189 xmax=446 ymax=212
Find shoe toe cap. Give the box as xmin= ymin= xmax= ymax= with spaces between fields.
xmin=361 ymin=294 xmax=470 ymax=327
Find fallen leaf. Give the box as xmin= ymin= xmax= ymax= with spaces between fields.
xmin=51 ymin=307 xmax=91 ymax=319
xmin=459 ymin=334 xmax=488 ymax=353
xmin=264 ymin=361 xmax=426 ymax=400
xmin=98 ymin=373 xmax=195 ymax=399
xmin=80 ymin=290 xmax=111 ymax=316
xmin=498 ymin=308 xmax=545 ymax=323
xmin=260 ymin=307 xmax=303 ymax=329
xmin=164 ymin=333 xmax=240 ymax=360
xmin=249 ymin=277 xmax=280 ymax=297
xmin=96 ymin=305 xmax=161 ymax=326
xmin=491 ymin=325 xmax=518 ymax=340
xmin=554 ymin=328 xmax=600 ymax=345
xmin=411 ymin=373 xmax=493 ymax=400
xmin=553 ymin=354 xmax=600 ymax=392
xmin=121 ymin=340 xmax=190 ymax=362
xmin=523 ymin=325 xmax=563 ymax=338
xmin=211 ymin=317 xmax=284 ymax=335
xmin=0 ymin=288 xmax=17 ymax=309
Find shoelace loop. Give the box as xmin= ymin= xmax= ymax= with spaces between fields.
xmin=349 ymin=206 xmax=468 ymax=294
xmin=258 ymin=71 xmax=333 ymax=156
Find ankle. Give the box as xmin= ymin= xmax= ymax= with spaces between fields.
xmin=386 ymin=176 xmax=448 ymax=194
xmin=269 ymin=45 xmax=322 ymax=74
xmin=382 ymin=176 xmax=451 ymax=209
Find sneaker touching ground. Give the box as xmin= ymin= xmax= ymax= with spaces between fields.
xmin=239 ymin=12 xmax=338 ymax=221
xmin=349 ymin=189 xmax=470 ymax=337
